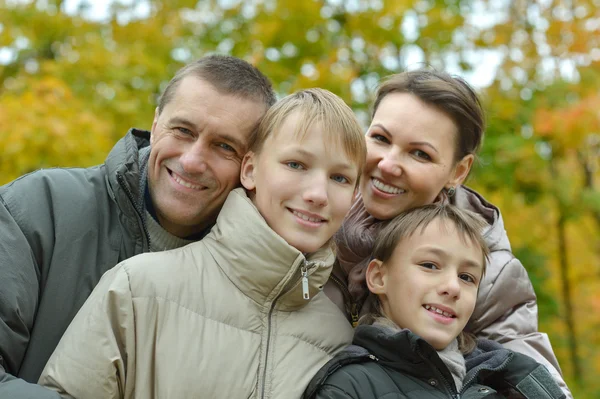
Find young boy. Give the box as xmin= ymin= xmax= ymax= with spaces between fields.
xmin=304 ymin=204 xmax=565 ymax=399
xmin=39 ymin=89 xmax=367 ymax=398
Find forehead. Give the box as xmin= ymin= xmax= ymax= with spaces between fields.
xmin=164 ymin=77 xmax=266 ymax=137
xmin=395 ymin=218 xmax=484 ymax=266
xmin=373 ymin=93 xmax=458 ymax=145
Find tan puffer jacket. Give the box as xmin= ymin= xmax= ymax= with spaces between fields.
xmin=38 ymin=188 xmax=353 ymax=398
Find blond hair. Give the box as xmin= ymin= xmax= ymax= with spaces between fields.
xmin=361 ymin=203 xmax=490 ymax=354
xmin=249 ymin=88 xmax=367 ymax=180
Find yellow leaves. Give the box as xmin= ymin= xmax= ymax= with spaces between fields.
xmin=0 ymin=74 xmax=114 ymax=184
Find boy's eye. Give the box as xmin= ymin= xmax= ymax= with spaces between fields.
xmin=420 ymin=262 xmax=438 ymax=270
xmin=286 ymin=161 xmax=304 ymax=170
xmin=331 ymin=175 xmax=349 ymax=184
xmin=459 ymin=273 xmax=476 ymax=284
xmin=412 ymin=149 xmax=431 ymax=161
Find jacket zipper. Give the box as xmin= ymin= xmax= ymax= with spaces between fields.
xmin=417 ymin=350 xmax=460 ymax=399
xmin=260 ymin=259 xmax=317 ymax=398
xmin=460 ymin=352 xmax=513 ymax=394
xmin=116 ymin=173 xmax=150 ymax=251
xmin=328 ymin=274 xmax=360 ymax=327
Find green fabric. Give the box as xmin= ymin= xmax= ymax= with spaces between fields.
xmin=0 ymin=129 xmax=151 ymax=397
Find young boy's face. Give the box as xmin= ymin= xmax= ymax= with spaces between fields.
xmin=241 ymin=111 xmax=359 ymax=253
xmin=367 ymin=218 xmax=484 ymax=350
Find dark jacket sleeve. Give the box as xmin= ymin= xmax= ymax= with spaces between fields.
xmin=0 ymin=193 xmax=61 ymax=398
xmin=468 ymin=251 xmax=572 ymax=398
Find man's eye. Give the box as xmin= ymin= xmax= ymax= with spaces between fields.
xmin=286 ymin=162 xmax=304 ymax=170
xmin=412 ymin=149 xmax=431 ymax=161
xmin=176 ymin=127 xmax=193 ymax=135
xmin=218 ymin=143 xmax=235 ymax=152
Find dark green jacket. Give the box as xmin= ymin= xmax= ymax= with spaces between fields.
xmin=304 ymin=325 xmax=565 ymax=399
xmin=0 ymin=129 xmax=151 ymax=398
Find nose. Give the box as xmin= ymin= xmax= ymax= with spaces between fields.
xmin=179 ymin=139 xmax=209 ymax=174
xmin=438 ymin=276 xmax=461 ymax=300
xmin=302 ymin=173 xmax=328 ymax=207
xmin=377 ymin=148 xmax=403 ymax=177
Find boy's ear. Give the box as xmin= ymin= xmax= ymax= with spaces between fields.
xmin=240 ymin=151 xmax=257 ymax=191
xmin=150 ymin=107 xmax=159 ymax=145
xmin=448 ymin=153 xmax=474 ymax=187
xmin=366 ymin=259 xmax=386 ymax=295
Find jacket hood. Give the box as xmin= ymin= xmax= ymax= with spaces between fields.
xmin=105 ymin=128 xmax=150 ymax=190
xmin=453 ymin=185 xmax=511 ymax=253
xmin=204 ymin=188 xmax=335 ymax=311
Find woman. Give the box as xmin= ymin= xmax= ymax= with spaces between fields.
xmin=324 ymin=70 xmax=571 ymax=397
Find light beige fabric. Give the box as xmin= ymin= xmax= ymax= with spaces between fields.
xmin=39 ymin=188 xmax=353 ymax=399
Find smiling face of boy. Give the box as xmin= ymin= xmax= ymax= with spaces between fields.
xmin=367 ymin=217 xmax=485 ymax=350
xmin=240 ymin=111 xmax=359 ymax=254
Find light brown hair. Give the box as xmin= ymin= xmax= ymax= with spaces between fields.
xmin=249 ymin=88 xmax=367 ymax=181
xmin=361 ymin=203 xmax=490 ymax=354
xmin=158 ymin=55 xmax=276 ymax=114
xmin=373 ymin=69 xmax=485 ymax=165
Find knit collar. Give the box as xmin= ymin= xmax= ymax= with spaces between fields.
xmin=198 ymin=188 xmax=335 ymax=311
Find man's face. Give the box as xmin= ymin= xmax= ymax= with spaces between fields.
xmin=148 ymin=76 xmax=267 ymax=237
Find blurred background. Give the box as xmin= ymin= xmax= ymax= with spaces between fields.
xmin=1 ymin=0 xmax=598 ymax=396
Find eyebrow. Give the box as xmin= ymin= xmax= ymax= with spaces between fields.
xmin=370 ymin=123 xmax=439 ymax=154
xmin=291 ymin=148 xmax=356 ymax=171
xmin=168 ymin=116 xmax=246 ymax=152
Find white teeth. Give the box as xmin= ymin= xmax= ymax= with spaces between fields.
xmin=424 ymin=305 xmax=455 ymax=318
xmin=372 ymin=178 xmax=404 ymax=194
xmin=292 ymin=210 xmax=323 ymax=223
xmin=172 ymin=174 xmax=202 ymax=190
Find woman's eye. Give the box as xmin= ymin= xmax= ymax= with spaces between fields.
xmin=420 ymin=262 xmax=438 ymax=270
xmin=331 ymin=175 xmax=349 ymax=184
xmin=370 ymin=133 xmax=390 ymax=144
xmin=286 ymin=161 xmax=304 ymax=170
xmin=412 ymin=149 xmax=431 ymax=161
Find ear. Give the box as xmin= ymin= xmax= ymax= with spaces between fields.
xmin=240 ymin=151 xmax=257 ymax=191
xmin=366 ymin=259 xmax=387 ymax=295
xmin=150 ymin=107 xmax=160 ymax=145
xmin=447 ymin=154 xmax=474 ymax=188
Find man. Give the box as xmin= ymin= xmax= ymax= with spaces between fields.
xmin=0 ymin=54 xmax=276 ymax=397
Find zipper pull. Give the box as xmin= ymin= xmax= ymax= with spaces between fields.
xmin=351 ymin=303 xmax=359 ymax=328
xmin=301 ymin=264 xmax=310 ymax=300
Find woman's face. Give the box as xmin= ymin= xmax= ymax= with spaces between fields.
xmin=360 ymin=92 xmax=472 ymax=220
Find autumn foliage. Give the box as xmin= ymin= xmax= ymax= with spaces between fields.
xmin=1 ymin=0 xmax=598 ymax=396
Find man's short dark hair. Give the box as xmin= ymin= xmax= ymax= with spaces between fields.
xmin=158 ymin=55 xmax=276 ymax=114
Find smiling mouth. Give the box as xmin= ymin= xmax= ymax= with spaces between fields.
xmin=288 ymin=208 xmax=327 ymax=225
xmin=371 ymin=178 xmax=405 ymax=195
xmin=423 ymin=304 xmax=456 ymax=319
xmin=168 ymin=169 xmax=206 ymax=191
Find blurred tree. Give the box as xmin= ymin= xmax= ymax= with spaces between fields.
xmin=1 ymin=0 xmax=599 ymax=395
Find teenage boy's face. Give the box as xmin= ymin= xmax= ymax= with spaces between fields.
xmin=367 ymin=218 xmax=484 ymax=350
xmin=241 ymin=112 xmax=359 ymax=253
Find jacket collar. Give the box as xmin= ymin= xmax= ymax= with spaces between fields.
xmin=202 ymin=188 xmax=335 ymax=311
xmin=452 ymin=185 xmax=511 ymax=252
